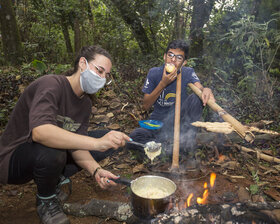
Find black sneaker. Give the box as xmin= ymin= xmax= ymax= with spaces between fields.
xmin=36 ymin=195 xmax=70 ymax=224
xmin=56 ymin=176 xmax=72 ymax=203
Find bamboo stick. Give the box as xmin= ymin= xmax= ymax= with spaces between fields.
xmin=188 ymin=83 xmax=255 ymax=143
xmin=234 ymin=144 xmax=280 ymax=163
xmin=172 ymin=73 xmax=182 ymax=170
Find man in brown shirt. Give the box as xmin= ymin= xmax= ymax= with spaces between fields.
xmin=0 ymin=45 xmax=130 ymax=224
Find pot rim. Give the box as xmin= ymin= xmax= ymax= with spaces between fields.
xmin=131 ymin=175 xmax=177 ymax=200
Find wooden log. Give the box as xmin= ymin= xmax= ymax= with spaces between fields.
xmin=63 ymin=199 xmax=280 ymax=224
xmin=172 ymin=73 xmax=182 ymax=170
xmin=234 ymin=144 xmax=280 ymax=163
xmin=63 ymin=199 xmax=137 ymax=223
xmin=188 ymin=83 xmax=255 ymax=143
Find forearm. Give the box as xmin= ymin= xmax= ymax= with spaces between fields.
xmin=143 ymin=81 xmax=166 ymax=110
xmin=71 ymin=150 xmax=100 ymax=176
xmin=32 ymin=124 xmax=103 ymax=151
xmin=194 ymin=82 xmax=204 ymax=91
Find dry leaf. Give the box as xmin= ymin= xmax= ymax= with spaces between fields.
xmin=115 ymin=164 xmax=131 ymax=169
xmin=107 ymin=124 xmax=120 ymax=130
xmin=264 ymin=188 xmax=280 ymax=201
xmin=132 ymin=164 xmax=145 ymax=174
xmin=93 ymin=115 xmax=110 ymax=124
xmin=107 ymin=112 xmax=114 ymax=118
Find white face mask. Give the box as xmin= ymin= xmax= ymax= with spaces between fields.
xmin=80 ymin=60 xmax=106 ymax=94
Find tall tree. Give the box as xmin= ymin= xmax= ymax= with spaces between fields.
xmin=108 ymin=0 xmax=154 ymax=55
xmin=189 ymin=0 xmax=215 ymax=58
xmin=0 ymin=0 xmax=23 ymax=65
xmin=172 ymin=0 xmax=187 ymax=40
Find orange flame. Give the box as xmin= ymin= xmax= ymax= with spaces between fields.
xmin=204 ymin=182 xmax=207 ymax=189
xmin=184 ymin=173 xmax=217 ymax=207
xmin=210 ymin=173 xmax=216 ymax=188
xmin=197 ymin=189 xmax=209 ymax=204
xmin=186 ymin=193 xmax=193 ymax=207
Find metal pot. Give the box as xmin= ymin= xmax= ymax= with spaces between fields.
xmin=114 ymin=175 xmax=176 ymax=219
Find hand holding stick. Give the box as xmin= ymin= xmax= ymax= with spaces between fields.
xmin=188 ymin=83 xmax=255 ymax=143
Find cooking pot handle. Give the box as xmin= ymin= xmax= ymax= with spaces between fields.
xmin=110 ymin=177 xmax=131 ymax=186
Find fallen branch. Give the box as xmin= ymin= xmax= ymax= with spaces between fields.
xmin=234 ymin=144 xmax=280 ymax=164
xmin=196 ymin=132 xmax=276 ymax=145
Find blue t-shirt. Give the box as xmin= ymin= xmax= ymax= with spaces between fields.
xmin=142 ymin=64 xmax=200 ymax=121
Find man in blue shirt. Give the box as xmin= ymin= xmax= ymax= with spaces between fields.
xmin=129 ymin=40 xmax=215 ymax=156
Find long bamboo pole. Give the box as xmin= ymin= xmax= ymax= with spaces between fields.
xmin=171 ymin=73 xmax=182 ymax=170
xmin=188 ymin=83 xmax=255 ymax=143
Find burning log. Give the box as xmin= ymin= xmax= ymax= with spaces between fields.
xmin=152 ymin=202 xmax=280 ymax=224
xmin=62 ymin=198 xmax=280 ymax=224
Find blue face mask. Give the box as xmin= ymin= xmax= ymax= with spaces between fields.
xmin=80 ymin=60 xmax=106 ymax=94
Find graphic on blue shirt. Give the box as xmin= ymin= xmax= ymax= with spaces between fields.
xmin=157 ymin=90 xmax=176 ymax=107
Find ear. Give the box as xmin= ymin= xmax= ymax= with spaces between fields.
xmin=163 ymin=53 xmax=167 ymax=62
xmin=182 ymin=60 xmax=187 ymax=67
xmin=79 ymin=57 xmax=87 ymax=71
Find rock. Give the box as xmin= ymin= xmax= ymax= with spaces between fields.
xmin=237 ymin=187 xmax=251 ymax=202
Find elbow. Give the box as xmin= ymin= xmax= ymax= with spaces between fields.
xmin=32 ymin=126 xmax=47 ymax=143
xmin=142 ymin=103 xmax=150 ymax=111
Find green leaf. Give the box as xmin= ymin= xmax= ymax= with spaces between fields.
xmin=249 ymin=184 xmax=259 ymax=195
xmin=31 ymin=60 xmax=47 ymax=74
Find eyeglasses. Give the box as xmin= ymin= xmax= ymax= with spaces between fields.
xmin=89 ymin=62 xmax=111 ymax=79
xmin=166 ymin=52 xmax=184 ymax=62
xmin=90 ymin=62 xmax=113 ymax=85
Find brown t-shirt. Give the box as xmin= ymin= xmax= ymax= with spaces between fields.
xmin=0 ymin=75 xmax=92 ymax=184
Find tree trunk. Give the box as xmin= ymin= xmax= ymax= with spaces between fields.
xmin=60 ymin=18 xmax=73 ymax=56
xmin=173 ymin=0 xmax=186 ymax=40
xmin=189 ymin=0 xmax=215 ymax=58
xmin=0 ymin=0 xmax=23 ymax=65
xmin=73 ymin=18 xmax=81 ymax=56
xmin=108 ymin=0 xmax=154 ymax=55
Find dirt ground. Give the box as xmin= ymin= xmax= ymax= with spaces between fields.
xmin=0 ymin=75 xmax=279 ymax=223
xmin=1 ymin=146 xmax=273 ymax=224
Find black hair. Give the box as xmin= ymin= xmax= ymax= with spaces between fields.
xmin=165 ymin=40 xmax=189 ymax=59
xmin=64 ymin=45 xmax=112 ymax=76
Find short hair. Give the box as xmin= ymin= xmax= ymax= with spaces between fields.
xmin=165 ymin=40 xmax=189 ymax=58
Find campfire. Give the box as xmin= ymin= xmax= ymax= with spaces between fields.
xmin=173 ymin=172 xmax=217 ymax=211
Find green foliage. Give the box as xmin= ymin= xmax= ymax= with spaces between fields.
xmin=249 ymin=184 xmax=259 ymax=195
xmin=249 ymin=170 xmax=260 ymax=195
xmin=31 ymin=60 xmax=47 ymax=75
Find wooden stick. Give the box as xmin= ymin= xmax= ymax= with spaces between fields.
xmin=172 ymin=73 xmax=182 ymax=170
xmin=234 ymin=144 xmax=280 ymax=163
xmin=188 ymin=83 xmax=255 ymax=143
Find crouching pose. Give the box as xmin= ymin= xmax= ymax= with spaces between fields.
xmin=128 ymin=40 xmax=215 ymax=155
xmin=0 ymin=45 xmax=130 ymax=224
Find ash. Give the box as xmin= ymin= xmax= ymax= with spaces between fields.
xmin=151 ymin=203 xmax=278 ymax=224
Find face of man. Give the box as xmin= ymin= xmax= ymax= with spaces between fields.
xmin=163 ymin=48 xmax=186 ymax=69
